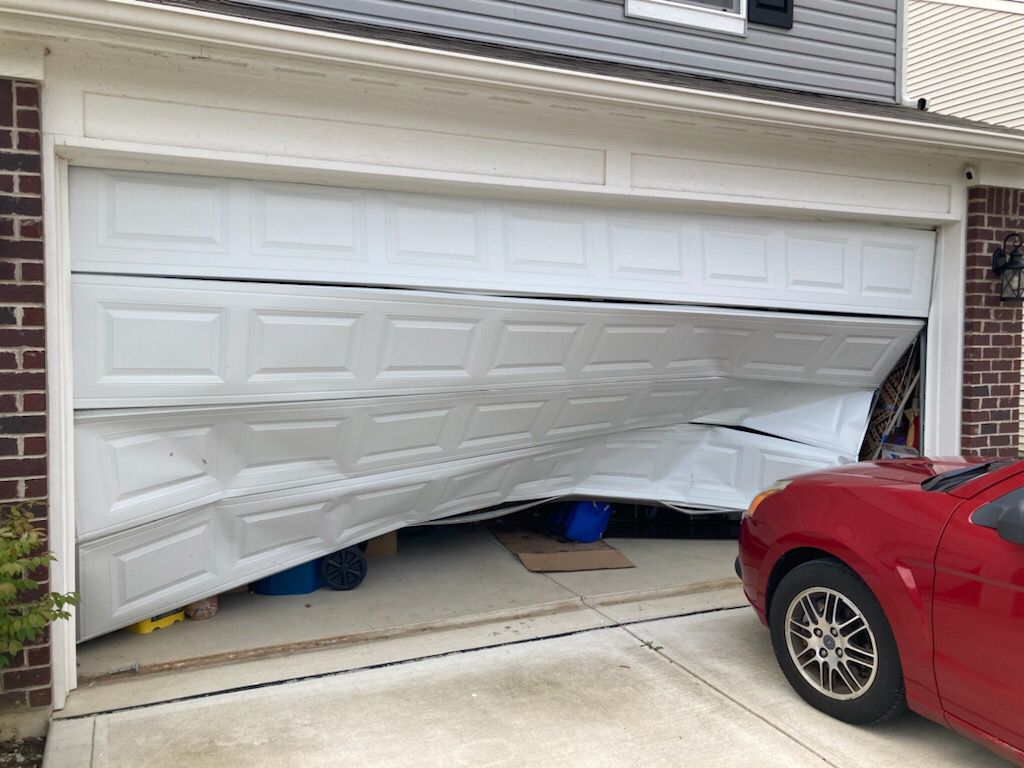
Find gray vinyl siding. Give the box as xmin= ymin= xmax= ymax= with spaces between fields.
xmin=231 ymin=0 xmax=899 ymax=101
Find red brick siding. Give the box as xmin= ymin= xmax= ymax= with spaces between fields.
xmin=962 ymin=186 xmax=1024 ymax=457
xmin=0 ymin=78 xmax=50 ymax=710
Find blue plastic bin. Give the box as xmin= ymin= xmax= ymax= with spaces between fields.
xmin=251 ymin=558 xmax=324 ymax=595
xmin=547 ymin=500 xmax=613 ymax=543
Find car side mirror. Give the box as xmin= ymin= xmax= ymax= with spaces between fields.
xmin=973 ymin=502 xmax=1024 ymax=545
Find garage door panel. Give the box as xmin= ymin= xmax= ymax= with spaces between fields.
xmin=95 ymin=302 xmax=228 ymax=386
xmin=74 ymin=380 xmax=869 ymax=542
xmin=96 ymin=170 xmax=231 ymax=254
xmin=72 ymin=275 xmax=923 ymax=407
xmin=70 ymin=168 xmax=931 ymax=640
xmin=70 ymin=168 xmax=935 ymax=316
xmin=77 ymin=425 xmax=845 ymax=639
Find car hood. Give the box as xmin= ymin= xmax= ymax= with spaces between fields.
xmin=802 ymin=457 xmax=981 ymax=485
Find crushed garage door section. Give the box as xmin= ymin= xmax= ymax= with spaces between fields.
xmin=71 ymin=277 xmax=922 ymax=639
xmin=68 ymin=170 xmax=931 ymax=639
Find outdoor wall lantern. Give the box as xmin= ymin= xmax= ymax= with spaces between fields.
xmin=992 ymin=233 xmax=1024 ymax=302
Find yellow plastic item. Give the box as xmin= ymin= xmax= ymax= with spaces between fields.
xmin=124 ymin=609 xmax=185 ymax=634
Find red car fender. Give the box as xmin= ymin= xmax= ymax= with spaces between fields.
xmin=755 ymin=531 xmax=945 ymax=724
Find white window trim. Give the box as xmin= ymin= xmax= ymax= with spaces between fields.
xmin=625 ymin=0 xmax=748 ymax=36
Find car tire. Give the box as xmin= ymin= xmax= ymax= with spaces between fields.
xmin=768 ymin=558 xmax=906 ymax=725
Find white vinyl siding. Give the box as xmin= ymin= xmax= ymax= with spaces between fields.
xmin=908 ymin=0 xmax=1024 ymax=129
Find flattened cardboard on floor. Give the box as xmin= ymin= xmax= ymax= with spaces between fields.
xmin=494 ymin=530 xmax=634 ymax=572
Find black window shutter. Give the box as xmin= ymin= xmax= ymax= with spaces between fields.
xmin=748 ymin=0 xmax=793 ymax=29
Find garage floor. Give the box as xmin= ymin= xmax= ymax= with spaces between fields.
xmin=47 ymin=608 xmax=1007 ymax=768
xmin=71 ymin=526 xmax=743 ymax=711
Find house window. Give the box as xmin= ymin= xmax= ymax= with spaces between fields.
xmin=625 ymin=0 xmax=747 ymax=36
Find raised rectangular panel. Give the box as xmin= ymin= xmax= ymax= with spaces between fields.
xmin=861 ymin=242 xmax=920 ymax=297
xmin=583 ymin=324 xmax=672 ymax=373
xmin=549 ymin=394 xmax=632 ymax=436
xmin=506 ymin=212 xmax=587 ymax=272
xmin=252 ymin=183 xmax=364 ymax=259
xmin=588 ymin=439 xmax=660 ymax=481
xmin=387 ymin=200 xmax=486 ymax=267
xmin=115 ymin=520 xmax=216 ymax=607
xmin=703 ymin=229 xmax=771 ymax=286
xmin=819 ymin=336 xmax=898 ymax=377
xmin=490 ymin=322 xmax=581 ymax=375
xmin=609 ymin=221 xmax=685 ymax=278
xmin=357 ymin=408 xmax=452 ymax=465
xmin=107 ymin=426 xmax=217 ymax=501
xmin=746 ymin=332 xmax=830 ymax=373
xmin=786 ymin=236 xmax=849 ymax=293
xmin=235 ymin=502 xmax=328 ymax=561
xmin=241 ymin=419 xmax=345 ymax=469
xmin=98 ymin=171 xmax=228 ymax=252
xmin=98 ymin=304 xmax=226 ymax=384
xmin=693 ymin=443 xmax=742 ymax=487
xmin=670 ymin=327 xmax=755 ymax=370
xmin=248 ymin=311 xmax=359 ymax=381
xmin=462 ymin=401 xmax=546 ymax=448
xmin=378 ymin=316 xmax=478 ymax=378
xmin=435 ymin=466 xmax=509 ymax=515
xmin=631 ymin=386 xmax=709 ymax=420
xmin=345 ymin=483 xmax=428 ymax=529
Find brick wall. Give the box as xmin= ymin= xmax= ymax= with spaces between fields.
xmin=962 ymin=186 xmax=1024 ymax=457
xmin=0 ymin=78 xmax=51 ymax=710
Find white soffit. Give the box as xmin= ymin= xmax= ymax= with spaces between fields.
xmin=71 ymin=275 xmax=923 ymax=407
xmin=68 ymin=168 xmax=936 ymax=317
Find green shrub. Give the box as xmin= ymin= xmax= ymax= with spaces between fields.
xmin=0 ymin=501 xmax=78 ymax=668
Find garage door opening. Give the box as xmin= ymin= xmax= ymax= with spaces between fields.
xmin=63 ymin=167 xmax=932 ymax=708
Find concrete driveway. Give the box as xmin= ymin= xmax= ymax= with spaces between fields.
xmin=45 ymin=607 xmax=1008 ymax=768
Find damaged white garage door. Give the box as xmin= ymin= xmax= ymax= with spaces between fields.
xmin=69 ymin=169 xmax=930 ymax=639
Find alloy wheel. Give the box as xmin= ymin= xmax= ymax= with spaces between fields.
xmin=784 ymin=587 xmax=878 ymax=701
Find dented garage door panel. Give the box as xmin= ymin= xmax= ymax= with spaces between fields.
xmin=74 ymin=380 xmax=873 ymax=543
xmin=68 ymin=169 xmax=932 ymax=639
xmin=69 ymin=168 xmax=936 ymax=318
xmin=76 ymin=425 xmax=847 ymax=639
xmin=71 ymin=275 xmax=922 ymax=407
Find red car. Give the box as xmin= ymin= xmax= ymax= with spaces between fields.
xmin=738 ymin=457 xmax=1024 ymax=765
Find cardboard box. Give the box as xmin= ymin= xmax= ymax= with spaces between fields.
xmin=494 ymin=529 xmax=633 ymax=572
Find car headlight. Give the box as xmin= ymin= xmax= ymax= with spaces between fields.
xmin=744 ymin=479 xmax=793 ymax=519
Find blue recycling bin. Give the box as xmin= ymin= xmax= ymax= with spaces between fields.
xmin=547 ymin=500 xmax=614 ymax=543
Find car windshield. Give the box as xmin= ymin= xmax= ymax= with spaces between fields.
xmin=921 ymin=459 xmax=1019 ymax=493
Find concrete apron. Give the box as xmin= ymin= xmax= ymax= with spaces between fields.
xmin=61 ymin=576 xmax=747 ymax=717
xmin=45 ymin=608 xmax=1008 ymax=768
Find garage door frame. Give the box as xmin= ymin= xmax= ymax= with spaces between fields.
xmin=43 ymin=140 xmax=966 ymax=707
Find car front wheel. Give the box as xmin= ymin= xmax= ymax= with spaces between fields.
xmin=768 ymin=558 xmax=906 ymax=725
